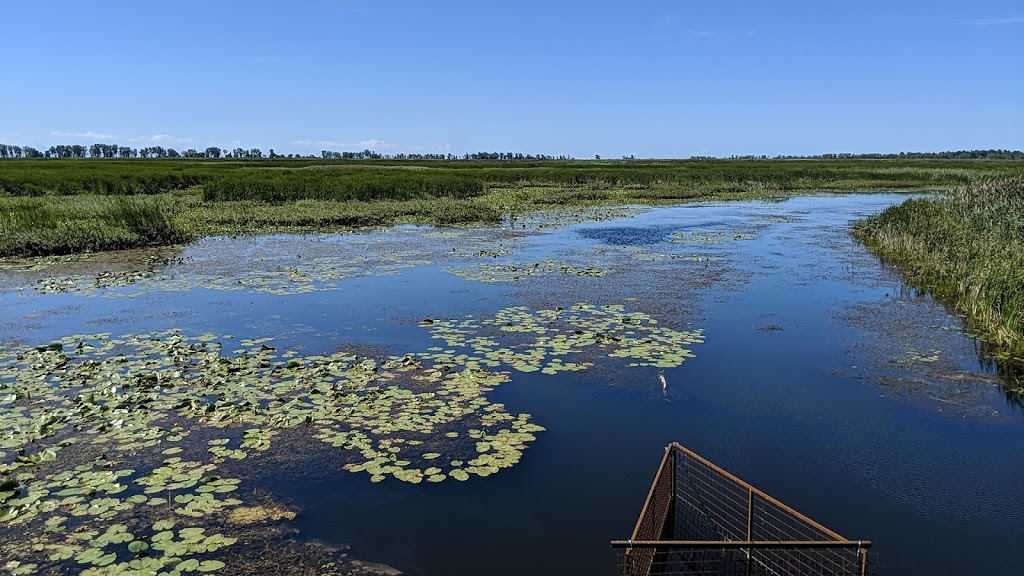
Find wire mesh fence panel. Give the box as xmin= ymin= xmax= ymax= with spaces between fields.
xmin=673 ymin=448 xmax=750 ymax=542
xmin=623 ymin=447 xmax=678 ymax=576
xmin=613 ymin=545 xmax=877 ymax=576
xmin=612 ymin=443 xmax=875 ymax=576
xmin=616 ymin=547 xmax=749 ymax=576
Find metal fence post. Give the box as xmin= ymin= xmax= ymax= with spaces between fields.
xmin=745 ymin=489 xmax=754 ymax=576
xmin=668 ymin=446 xmax=676 ymax=539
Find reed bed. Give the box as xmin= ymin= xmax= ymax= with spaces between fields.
xmin=853 ymin=176 xmax=1024 ymax=357
xmin=0 ymin=195 xmax=192 ymax=257
xmin=201 ymin=169 xmax=485 ymax=202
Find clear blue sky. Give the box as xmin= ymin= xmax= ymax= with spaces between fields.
xmin=1 ymin=0 xmax=1021 ymax=158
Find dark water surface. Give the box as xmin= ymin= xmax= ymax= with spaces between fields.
xmin=2 ymin=194 xmax=1022 ymax=575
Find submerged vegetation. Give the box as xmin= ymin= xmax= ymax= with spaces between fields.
xmin=2 ymin=158 xmax=1022 ymax=258
xmin=854 ymin=176 xmax=1024 ymax=376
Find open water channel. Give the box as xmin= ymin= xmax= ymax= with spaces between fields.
xmin=1 ymin=194 xmax=1022 ymax=576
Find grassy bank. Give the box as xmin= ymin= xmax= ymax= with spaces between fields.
xmin=0 ymin=195 xmax=192 ymax=257
xmin=2 ymin=158 xmax=1023 ymax=258
xmin=853 ymin=176 xmax=1024 ymax=364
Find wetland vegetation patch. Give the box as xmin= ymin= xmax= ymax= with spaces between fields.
xmin=853 ymin=175 xmax=1024 ymax=376
xmin=421 ymin=303 xmax=704 ymax=373
xmin=0 ymin=329 xmax=548 ymax=574
xmin=3 ymin=157 xmax=1018 ymax=259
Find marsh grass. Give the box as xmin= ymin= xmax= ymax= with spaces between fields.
xmin=180 ymin=196 xmax=500 ymax=234
xmin=201 ymin=169 xmax=485 ymax=203
xmin=853 ymin=175 xmax=1024 ymax=361
xmin=0 ymin=195 xmax=192 ymax=257
xmin=0 ymin=160 xmax=215 ymax=196
xmin=2 ymin=158 xmax=1022 ymax=257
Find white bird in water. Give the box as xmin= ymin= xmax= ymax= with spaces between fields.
xmin=658 ymin=370 xmax=668 ymax=393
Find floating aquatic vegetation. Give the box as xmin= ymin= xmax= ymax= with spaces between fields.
xmin=0 ymin=331 xmax=542 ymax=488
xmin=447 ymin=260 xmax=606 ymax=283
xmin=466 ymin=246 xmax=515 ymax=258
xmin=618 ymin=248 xmax=722 ymax=264
xmin=0 ymin=254 xmax=95 ymax=273
xmin=0 ymin=450 xmax=245 ymax=575
xmin=510 ymin=206 xmax=645 ymax=231
xmin=422 ymin=303 xmax=704 ymax=373
xmin=0 ymin=329 xmax=546 ymax=573
xmin=905 ymin=347 xmax=941 ymax=363
xmin=442 ymin=242 xmax=517 ymax=259
xmin=670 ymin=231 xmax=757 ymax=244
xmin=754 ymin=213 xmax=798 ymax=225
xmin=27 ymin=250 xmax=432 ymax=297
xmin=225 ymin=505 xmax=296 ymax=526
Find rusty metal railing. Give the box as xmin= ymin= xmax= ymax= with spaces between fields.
xmin=611 ymin=442 xmax=874 ymax=576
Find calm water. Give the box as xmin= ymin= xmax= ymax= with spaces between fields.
xmin=2 ymin=194 xmax=1022 ymax=575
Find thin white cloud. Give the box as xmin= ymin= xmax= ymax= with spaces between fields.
xmin=49 ymin=130 xmax=116 ymax=139
xmin=358 ymin=138 xmax=397 ymax=150
xmin=129 ymin=134 xmax=196 ymax=145
xmin=290 ymin=139 xmax=345 ymax=148
xmin=683 ymin=28 xmax=713 ymax=37
xmin=406 ymin=143 xmax=453 ymax=153
xmin=965 ymin=15 xmax=1024 ymax=26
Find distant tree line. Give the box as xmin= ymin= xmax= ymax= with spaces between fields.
xmin=0 ymin=143 xmax=273 ymax=160
xmin=0 ymin=143 xmax=570 ymax=161
xmin=319 ymin=150 xmax=571 ymax=161
xmin=707 ymin=150 xmax=1024 ymax=160
xmin=1 ymin=143 xmax=1021 ymax=161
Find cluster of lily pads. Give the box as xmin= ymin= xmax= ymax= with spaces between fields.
xmin=509 ymin=205 xmax=643 ymax=231
xmin=604 ymin=247 xmax=722 ymax=264
xmin=447 ymin=260 xmax=606 ymax=283
xmin=0 ymin=329 xmax=550 ymax=573
xmin=671 ymin=231 xmax=757 ymax=244
xmin=1 ymin=331 xmax=543 ymax=486
xmin=420 ymin=303 xmax=704 ymax=373
xmin=1 ymin=297 xmax=700 ymax=573
xmin=904 ymin=347 xmax=941 ymax=364
xmin=1 ymin=444 xmax=244 ymax=575
xmin=0 ymin=254 xmax=95 ymax=273
xmin=26 ymin=250 xmax=433 ymax=297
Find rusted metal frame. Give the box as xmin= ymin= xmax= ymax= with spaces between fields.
xmin=630 ymin=445 xmax=674 ymax=540
xmin=610 ymin=540 xmax=873 ymax=549
xmin=625 ymin=446 xmax=676 ymax=576
xmin=667 ymin=446 xmax=676 ymax=539
xmin=669 ymin=442 xmax=847 ymax=541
